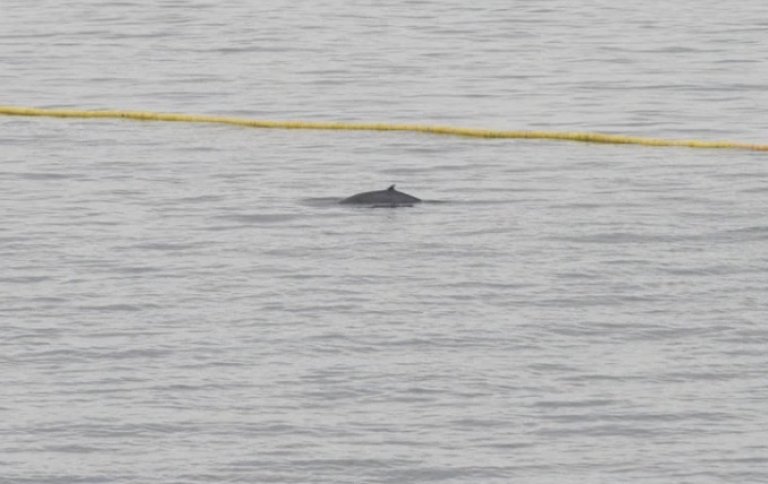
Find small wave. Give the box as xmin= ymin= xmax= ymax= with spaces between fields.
xmin=218 ymin=213 xmax=303 ymax=224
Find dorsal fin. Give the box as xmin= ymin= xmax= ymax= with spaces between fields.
xmin=387 ymin=184 xmax=396 ymax=191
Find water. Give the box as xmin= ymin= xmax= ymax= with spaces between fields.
xmin=2 ymin=1 xmax=768 ymax=482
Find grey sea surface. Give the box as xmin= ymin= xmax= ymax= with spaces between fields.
xmin=2 ymin=1 xmax=768 ymax=483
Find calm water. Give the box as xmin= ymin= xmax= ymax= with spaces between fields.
xmin=2 ymin=1 xmax=768 ymax=482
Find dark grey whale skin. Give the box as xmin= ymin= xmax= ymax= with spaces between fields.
xmin=340 ymin=185 xmax=421 ymax=207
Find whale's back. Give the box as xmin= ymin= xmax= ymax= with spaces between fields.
xmin=340 ymin=185 xmax=421 ymax=207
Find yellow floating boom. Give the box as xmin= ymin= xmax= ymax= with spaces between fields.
xmin=1 ymin=105 xmax=767 ymax=151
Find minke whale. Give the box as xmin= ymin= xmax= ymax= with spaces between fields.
xmin=340 ymin=185 xmax=421 ymax=207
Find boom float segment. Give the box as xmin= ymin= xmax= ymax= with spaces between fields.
xmin=1 ymin=105 xmax=767 ymax=151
